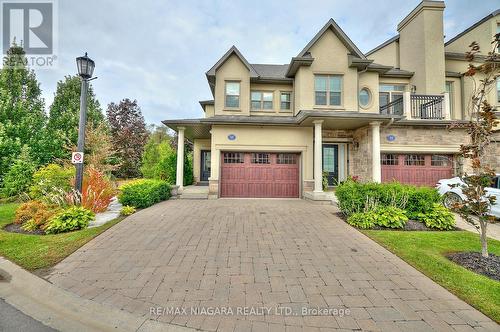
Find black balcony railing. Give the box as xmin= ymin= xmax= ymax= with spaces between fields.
xmin=410 ymin=94 xmax=444 ymax=119
xmin=379 ymin=97 xmax=403 ymax=115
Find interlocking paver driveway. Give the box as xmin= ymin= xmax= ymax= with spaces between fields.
xmin=48 ymin=200 xmax=498 ymax=331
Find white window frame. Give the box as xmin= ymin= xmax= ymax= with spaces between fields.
xmin=225 ymin=81 xmax=240 ymax=109
xmin=280 ymin=91 xmax=292 ymax=111
xmin=314 ymin=74 xmax=343 ymax=107
xmin=251 ymin=91 xmax=273 ymax=110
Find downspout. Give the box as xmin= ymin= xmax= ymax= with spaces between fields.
xmin=383 ymin=117 xmax=395 ymax=129
xmin=460 ymin=74 xmax=466 ymax=120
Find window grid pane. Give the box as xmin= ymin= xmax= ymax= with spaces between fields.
xmin=251 ymin=153 xmax=270 ymax=164
xmin=431 ymin=155 xmax=451 ymax=167
xmin=225 ymin=95 xmax=239 ymax=108
xmin=329 ymin=76 xmax=341 ymax=92
xmin=330 ymin=92 xmax=341 ymax=106
xmin=405 ymin=155 xmax=425 ymax=166
xmin=381 ymin=154 xmax=399 ymax=165
xmin=223 ymin=152 xmax=244 ymax=163
xmin=277 ymin=154 xmax=296 ymax=164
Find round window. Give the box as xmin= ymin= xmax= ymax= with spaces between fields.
xmin=359 ymin=88 xmax=371 ymax=107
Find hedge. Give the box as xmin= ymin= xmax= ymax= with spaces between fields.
xmin=118 ymin=179 xmax=170 ymax=209
xmin=336 ymin=180 xmax=441 ymax=218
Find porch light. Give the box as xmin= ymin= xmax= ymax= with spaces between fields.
xmin=76 ymin=52 xmax=95 ymax=79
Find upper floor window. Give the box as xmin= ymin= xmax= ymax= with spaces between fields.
xmin=280 ymin=92 xmax=291 ymax=110
xmin=359 ymin=88 xmax=371 ymax=108
xmin=315 ymin=75 xmax=342 ymax=106
xmin=225 ymin=82 xmax=240 ymax=108
xmin=251 ymin=91 xmax=273 ymax=110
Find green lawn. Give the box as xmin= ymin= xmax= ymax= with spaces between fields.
xmin=363 ymin=230 xmax=500 ymax=323
xmin=0 ymin=203 xmax=123 ymax=272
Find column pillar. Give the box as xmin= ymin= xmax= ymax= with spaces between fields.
xmin=403 ymin=90 xmax=411 ymax=119
xmin=443 ymin=92 xmax=451 ymax=120
xmin=176 ymin=127 xmax=185 ymax=190
xmin=370 ymin=122 xmax=381 ymax=183
xmin=313 ymin=120 xmax=323 ymax=193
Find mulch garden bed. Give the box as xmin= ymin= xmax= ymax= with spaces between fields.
xmin=447 ymin=252 xmax=500 ymax=281
xmin=3 ymin=223 xmax=45 ymax=235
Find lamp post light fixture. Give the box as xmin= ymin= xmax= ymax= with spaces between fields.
xmin=74 ymin=52 xmax=95 ymax=194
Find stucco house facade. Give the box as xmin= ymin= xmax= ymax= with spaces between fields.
xmin=164 ymin=1 xmax=500 ymax=200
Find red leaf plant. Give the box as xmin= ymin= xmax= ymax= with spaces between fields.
xmin=81 ymin=167 xmax=116 ymax=213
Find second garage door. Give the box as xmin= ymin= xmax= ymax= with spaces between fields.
xmin=381 ymin=154 xmax=454 ymax=187
xmin=220 ymin=152 xmax=299 ymax=198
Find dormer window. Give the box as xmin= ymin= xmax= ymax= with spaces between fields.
xmin=315 ymin=75 xmax=342 ymax=106
xmin=225 ymin=81 xmax=240 ymax=108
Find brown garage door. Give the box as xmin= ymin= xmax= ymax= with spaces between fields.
xmin=220 ymin=152 xmax=299 ymax=198
xmin=381 ymin=154 xmax=454 ymax=187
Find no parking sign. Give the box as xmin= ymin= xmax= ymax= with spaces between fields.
xmin=71 ymin=152 xmax=84 ymax=164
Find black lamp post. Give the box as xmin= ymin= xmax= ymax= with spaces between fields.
xmin=74 ymin=52 xmax=95 ymax=194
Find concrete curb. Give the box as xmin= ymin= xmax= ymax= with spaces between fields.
xmin=0 ymin=258 xmax=194 ymax=332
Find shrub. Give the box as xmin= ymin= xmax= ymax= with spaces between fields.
xmin=416 ymin=203 xmax=456 ymax=230
xmin=81 ymin=167 xmax=116 ymax=213
xmin=347 ymin=212 xmax=375 ymax=229
xmin=14 ymin=200 xmax=60 ymax=229
xmin=405 ymin=186 xmax=442 ymax=219
xmin=29 ymin=164 xmax=74 ymax=199
xmin=336 ymin=180 xmax=440 ymax=217
xmin=21 ymin=219 xmax=38 ymax=232
xmin=118 ymin=179 xmax=170 ymax=208
xmin=0 ymin=147 xmax=36 ymax=198
xmin=120 ymin=205 xmax=136 ymax=216
xmin=44 ymin=206 xmax=94 ymax=234
xmin=372 ymin=206 xmax=408 ymax=229
xmin=141 ymin=138 xmax=193 ymax=186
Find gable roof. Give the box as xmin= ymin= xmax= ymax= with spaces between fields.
xmin=205 ymin=45 xmax=258 ymax=77
xmin=297 ymin=18 xmax=366 ymax=59
xmin=365 ymin=35 xmax=400 ymax=57
xmin=445 ymin=9 xmax=500 ymax=46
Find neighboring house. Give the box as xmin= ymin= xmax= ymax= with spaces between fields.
xmin=164 ymin=0 xmax=500 ymax=200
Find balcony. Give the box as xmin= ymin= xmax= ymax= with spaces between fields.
xmin=380 ymin=92 xmax=450 ymax=120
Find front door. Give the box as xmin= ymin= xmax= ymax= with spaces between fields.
xmin=322 ymin=144 xmax=339 ymax=187
xmin=200 ymin=150 xmax=211 ymax=182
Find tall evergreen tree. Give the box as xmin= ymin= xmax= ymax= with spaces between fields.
xmin=0 ymin=43 xmax=46 ymax=183
xmin=106 ymin=99 xmax=148 ymax=178
xmin=46 ymin=75 xmax=104 ymax=160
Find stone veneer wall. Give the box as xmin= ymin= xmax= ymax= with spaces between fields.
xmin=380 ymin=125 xmax=468 ymax=147
xmin=350 ymin=126 xmax=373 ymax=182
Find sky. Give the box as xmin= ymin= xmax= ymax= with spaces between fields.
xmin=27 ymin=0 xmax=499 ymax=125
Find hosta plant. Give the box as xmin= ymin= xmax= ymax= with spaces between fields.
xmin=372 ymin=206 xmax=408 ymax=229
xmin=347 ymin=212 xmax=375 ymax=229
xmin=44 ymin=206 xmax=94 ymax=234
xmin=417 ymin=203 xmax=456 ymax=230
xmin=120 ymin=205 xmax=136 ymax=216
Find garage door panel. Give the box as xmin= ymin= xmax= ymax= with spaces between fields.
xmin=381 ymin=154 xmax=453 ymax=187
xmin=221 ymin=152 xmax=299 ymax=198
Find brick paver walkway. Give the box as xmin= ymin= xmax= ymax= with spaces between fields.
xmin=48 ymin=200 xmax=497 ymax=331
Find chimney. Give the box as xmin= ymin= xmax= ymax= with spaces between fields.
xmin=397 ymin=1 xmax=445 ymax=95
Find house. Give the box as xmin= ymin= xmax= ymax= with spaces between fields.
xmin=163 ymin=0 xmax=500 ymax=200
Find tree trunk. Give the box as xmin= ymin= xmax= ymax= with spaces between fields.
xmin=479 ymin=221 xmax=488 ymax=258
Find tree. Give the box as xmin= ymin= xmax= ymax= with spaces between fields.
xmin=141 ymin=125 xmax=193 ymax=185
xmin=0 ymin=145 xmax=36 ymax=198
xmin=0 ymin=43 xmax=46 ymax=183
xmin=46 ymin=75 xmax=104 ymax=160
xmin=106 ymin=99 xmax=148 ymax=178
xmin=449 ymin=34 xmax=499 ymax=258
